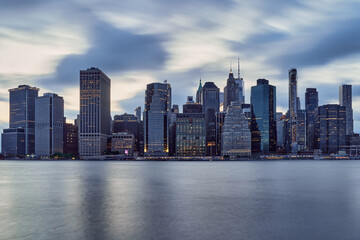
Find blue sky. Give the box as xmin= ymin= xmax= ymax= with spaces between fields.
xmin=1 ymin=0 xmax=360 ymax=132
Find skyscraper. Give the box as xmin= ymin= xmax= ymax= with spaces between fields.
xmin=63 ymin=120 xmax=79 ymax=157
xmin=339 ymin=84 xmax=353 ymax=135
xmin=200 ymin=82 xmax=220 ymax=113
xmin=79 ymin=67 xmax=111 ymax=157
xmin=222 ymin=101 xmax=251 ymax=157
xmin=251 ymin=79 xmax=277 ymax=154
xmin=235 ymin=59 xmax=245 ymax=105
xmin=305 ymin=88 xmax=318 ymax=151
xmin=1 ymin=85 xmax=39 ymax=156
xmin=113 ymin=113 xmax=140 ymax=154
xmin=144 ymin=82 xmax=171 ymax=156
xmin=35 ymin=93 xmax=64 ymax=156
xmin=289 ymin=68 xmax=298 ymax=153
xmin=134 ymin=106 xmax=142 ymax=122
xmin=223 ymin=69 xmax=238 ymax=111
xmin=315 ymin=104 xmax=346 ymax=154
xmin=196 ymin=79 xmax=202 ymax=104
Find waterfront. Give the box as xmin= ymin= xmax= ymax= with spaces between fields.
xmin=1 ymin=160 xmax=360 ymax=240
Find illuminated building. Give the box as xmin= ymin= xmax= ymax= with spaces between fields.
xmin=35 ymin=93 xmax=64 ymax=156
xmin=315 ymin=104 xmax=346 ymax=154
xmin=79 ymin=67 xmax=111 ymax=157
xmin=113 ymin=113 xmax=140 ymax=154
xmin=222 ymin=101 xmax=251 ymax=157
xmin=251 ymin=79 xmax=277 ymax=154
xmin=110 ymin=132 xmax=135 ymax=156
xmin=339 ymin=84 xmax=353 ymax=135
xmin=144 ymin=82 xmax=171 ymax=156
xmin=175 ymin=113 xmax=206 ymax=156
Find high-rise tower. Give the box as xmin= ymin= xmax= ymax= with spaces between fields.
xmin=289 ymin=68 xmax=298 ymax=153
xmin=224 ymin=68 xmax=238 ymax=111
xmin=235 ymin=58 xmax=245 ymax=105
xmin=339 ymin=84 xmax=353 ymax=135
xmin=35 ymin=93 xmax=64 ymax=156
xmin=144 ymin=82 xmax=171 ymax=156
xmin=305 ymin=88 xmax=318 ymax=151
xmin=79 ymin=67 xmax=111 ymax=158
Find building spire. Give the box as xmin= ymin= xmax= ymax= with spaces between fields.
xmin=197 ymin=78 xmax=202 ymax=92
xmin=230 ymin=60 xmax=232 ymax=73
xmin=238 ymin=58 xmax=240 ymax=79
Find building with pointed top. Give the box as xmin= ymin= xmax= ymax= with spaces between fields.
xmin=235 ymin=58 xmax=245 ymax=105
xmin=224 ymin=68 xmax=238 ymax=111
xmin=196 ymin=79 xmax=202 ymax=104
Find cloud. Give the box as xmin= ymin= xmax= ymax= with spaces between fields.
xmin=38 ymin=21 xmax=167 ymax=87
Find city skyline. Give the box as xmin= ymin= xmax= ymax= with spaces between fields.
xmin=1 ymin=0 xmax=360 ymax=135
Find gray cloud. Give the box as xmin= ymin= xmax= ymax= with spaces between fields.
xmin=273 ymin=18 xmax=360 ymax=70
xmin=38 ymin=21 xmax=168 ymax=87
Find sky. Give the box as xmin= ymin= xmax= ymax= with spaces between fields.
xmin=1 ymin=0 xmax=360 ymax=132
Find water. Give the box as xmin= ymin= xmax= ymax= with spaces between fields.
xmin=1 ymin=160 xmax=360 ymax=240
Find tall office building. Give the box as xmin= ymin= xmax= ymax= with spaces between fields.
xmin=222 ymin=101 xmax=251 ymax=157
xmin=35 ymin=93 xmax=64 ymax=156
xmin=223 ymin=69 xmax=238 ymax=111
xmin=175 ymin=113 xmax=206 ymax=156
xmin=315 ymin=104 xmax=346 ymax=154
xmin=305 ymin=88 xmax=318 ymax=151
xmin=251 ymin=79 xmax=277 ymax=154
xmin=297 ymin=109 xmax=306 ymax=151
xmin=339 ymin=84 xmax=353 ymax=135
xmin=79 ymin=67 xmax=111 ymax=157
xmin=276 ymin=112 xmax=285 ymax=150
xmin=289 ymin=68 xmax=298 ymax=153
xmin=235 ymin=59 xmax=245 ymax=105
xmin=199 ymin=82 xmax=220 ymax=113
xmin=144 ymin=82 xmax=171 ymax=156
xmin=113 ymin=113 xmax=140 ymax=154
xmin=63 ymin=121 xmax=79 ymax=157
xmin=1 ymin=85 xmax=39 ymax=156
xmin=183 ymin=96 xmax=202 ymax=113
xmin=134 ymin=106 xmax=142 ymax=122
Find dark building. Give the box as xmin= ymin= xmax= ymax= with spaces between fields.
xmin=2 ymin=85 xmax=39 ymax=156
xmin=305 ymin=88 xmax=318 ymax=151
xmin=35 ymin=93 xmax=64 ymax=156
xmin=63 ymin=121 xmax=79 ymax=157
xmin=196 ymin=79 xmax=202 ymax=104
xmin=1 ymin=128 xmax=25 ymax=157
xmin=216 ymin=112 xmax=226 ymax=156
xmin=175 ymin=113 xmax=206 ymax=156
xmin=113 ymin=113 xmax=140 ymax=154
xmin=134 ymin=106 xmax=141 ymax=122
xmin=79 ymin=67 xmax=111 ymax=157
xmin=199 ymin=82 xmax=220 ymax=113
xmin=224 ymin=69 xmax=238 ymax=111
xmin=183 ymin=96 xmax=202 ymax=113
xmin=144 ymin=82 xmax=171 ymax=156
xmin=297 ymin=109 xmax=306 ymax=151
xmin=315 ymin=104 xmax=346 ymax=154
xmin=339 ymin=84 xmax=353 ymax=135
xmin=250 ymin=79 xmax=277 ymax=154
xmin=288 ymin=68 xmax=298 ymax=153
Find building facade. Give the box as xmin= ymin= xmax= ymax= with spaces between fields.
xmin=222 ymin=101 xmax=251 ymax=157
xmin=223 ymin=69 xmax=238 ymax=111
xmin=305 ymin=88 xmax=318 ymax=151
xmin=63 ymin=121 xmax=79 ymax=157
xmin=175 ymin=113 xmax=206 ymax=156
xmin=339 ymin=84 xmax=353 ymax=135
xmin=315 ymin=104 xmax=346 ymax=154
xmin=144 ymin=82 xmax=171 ymax=156
xmin=1 ymin=128 xmax=26 ymax=157
xmin=35 ymin=93 xmax=64 ymax=156
xmin=113 ymin=113 xmax=140 ymax=154
xmin=79 ymin=67 xmax=111 ymax=157
xmin=2 ymin=85 xmax=39 ymax=156
xmin=251 ymin=79 xmax=277 ymax=154
xmin=111 ymin=132 xmax=135 ymax=156
xmin=288 ymin=68 xmax=298 ymax=153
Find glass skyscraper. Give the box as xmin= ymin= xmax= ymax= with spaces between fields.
xmin=305 ymin=88 xmax=318 ymax=151
xmin=288 ymin=68 xmax=298 ymax=153
xmin=79 ymin=67 xmax=111 ymax=157
xmin=339 ymin=84 xmax=353 ymax=135
xmin=2 ymin=85 xmax=39 ymax=156
xmin=35 ymin=93 xmax=64 ymax=156
xmin=315 ymin=104 xmax=346 ymax=154
xmin=144 ymin=82 xmax=171 ymax=156
xmin=251 ymin=79 xmax=277 ymax=154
